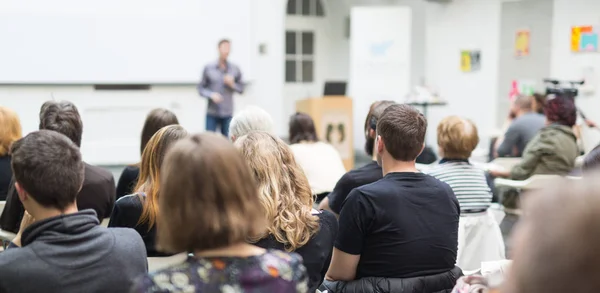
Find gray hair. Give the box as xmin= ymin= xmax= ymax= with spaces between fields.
xmin=229 ymin=106 xmax=274 ymax=141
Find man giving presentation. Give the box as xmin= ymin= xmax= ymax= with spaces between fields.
xmin=197 ymin=39 xmax=244 ymax=136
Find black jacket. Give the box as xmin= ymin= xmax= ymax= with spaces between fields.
xmin=319 ymin=266 xmax=463 ymax=293
xmin=0 ymin=163 xmax=115 ymax=233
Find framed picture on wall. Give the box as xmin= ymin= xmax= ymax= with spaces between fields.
xmin=515 ymin=30 xmax=530 ymax=57
xmin=461 ymin=50 xmax=481 ymax=72
xmin=571 ymin=25 xmax=599 ymax=52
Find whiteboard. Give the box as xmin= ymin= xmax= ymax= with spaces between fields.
xmin=0 ymin=0 xmax=253 ymax=84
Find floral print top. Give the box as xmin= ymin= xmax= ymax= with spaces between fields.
xmin=131 ymin=250 xmax=308 ymax=293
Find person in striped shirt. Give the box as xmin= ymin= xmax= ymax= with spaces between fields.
xmin=425 ymin=116 xmax=505 ymax=272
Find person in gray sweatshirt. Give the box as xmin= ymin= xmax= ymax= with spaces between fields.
xmin=0 ymin=130 xmax=147 ymax=293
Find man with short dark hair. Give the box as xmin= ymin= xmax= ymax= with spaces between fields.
xmin=319 ymin=100 xmax=395 ymax=215
xmin=324 ymin=104 xmax=460 ymax=292
xmin=198 ymin=39 xmax=245 ymax=137
xmin=0 ymin=130 xmax=146 ymax=293
xmin=0 ymin=101 xmax=116 ymax=233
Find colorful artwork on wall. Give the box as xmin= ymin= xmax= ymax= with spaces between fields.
xmin=571 ymin=25 xmax=599 ymax=52
xmin=515 ymin=30 xmax=530 ymax=57
xmin=461 ymin=50 xmax=481 ymax=72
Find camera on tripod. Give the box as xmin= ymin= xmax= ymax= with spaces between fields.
xmin=543 ymin=78 xmax=584 ymax=99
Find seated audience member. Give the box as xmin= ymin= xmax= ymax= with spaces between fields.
xmin=501 ymin=178 xmax=600 ymax=293
xmin=426 ymin=116 xmax=505 ymax=272
xmin=228 ymin=105 xmax=274 ymax=142
xmin=531 ymin=92 xmax=546 ymax=115
xmin=116 ymin=108 xmax=179 ymax=200
xmin=582 ymin=144 xmax=600 ymax=174
xmin=109 ymin=125 xmax=187 ymax=257
xmin=491 ymin=96 xmax=579 ymax=180
xmin=324 ymin=104 xmax=461 ymax=292
xmin=0 ymin=106 xmax=22 ymax=201
xmin=131 ymin=133 xmax=307 ymax=293
xmin=495 ymin=95 xmax=546 ymax=158
xmin=0 ymin=130 xmax=146 ymax=292
xmin=236 ymin=131 xmax=337 ymax=293
xmin=288 ymin=112 xmax=346 ymax=202
xmin=0 ymin=101 xmax=116 ymax=233
xmin=319 ymin=100 xmax=395 ymax=215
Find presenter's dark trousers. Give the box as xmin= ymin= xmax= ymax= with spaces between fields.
xmin=206 ymin=114 xmax=232 ymax=137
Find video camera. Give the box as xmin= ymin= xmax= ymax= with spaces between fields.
xmin=543 ymin=78 xmax=584 ymax=99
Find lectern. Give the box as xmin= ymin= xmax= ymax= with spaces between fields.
xmin=296 ymin=96 xmax=354 ymax=171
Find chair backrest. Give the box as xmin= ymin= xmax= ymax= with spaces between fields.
xmin=495 ymin=174 xmax=580 ymax=190
xmin=0 ymin=201 xmax=5 ymax=217
xmin=489 ymin=158 xmax=522 ymax=171
xmin=147 ymin=253 xmax=188 ymax=272
xmin=100 ymin=218 xmax=110 ymax=227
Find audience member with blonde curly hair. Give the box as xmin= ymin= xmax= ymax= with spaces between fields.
xmin=235 ymin=131 xmax=338 ymax=293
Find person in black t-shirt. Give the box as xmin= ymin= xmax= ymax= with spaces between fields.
xmin=326 ymin=104 xmax=460 ymax=283
xmin=319 ymin=100 xmax=396 ymax=215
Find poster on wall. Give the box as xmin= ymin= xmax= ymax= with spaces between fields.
xmin=515 ymin=30 xmax=530 ymax=57
xmin=509 ymin=80 xmax=536 ymax=101
xmin=461 ymin=50 xmax=481 ymax=72
xmin=321 ymin=111 xmax=352 ymax=160
xmin=571 ymin=25 xmax=599 ymax=52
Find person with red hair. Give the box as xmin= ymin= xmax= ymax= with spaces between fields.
xmin=491 ymin=95 xmax=579 ymax=180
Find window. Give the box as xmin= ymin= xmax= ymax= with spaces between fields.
xmin=286 ymin=0 xmax=325 ymax=17
xmin=286 ymin=31 xmax=314 ymax=83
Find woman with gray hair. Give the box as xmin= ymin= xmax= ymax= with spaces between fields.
xmin=228 ymin=106 xmax=274 ymax=141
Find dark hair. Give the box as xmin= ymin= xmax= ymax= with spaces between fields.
xmin=377 ymin=104 xmax=427 ymax=161
xmin=289 ymin=112 xmax=318 ymax=144
xmin=218 ymin=39 xmax=230 ymax=47
xmin=140 ymin=108 xmax=179 ymax=155
xmin=583 ymin=145 xmax=600 ymax=173
xmin=532 ymin=93 xmax=547 ymax=114
xmin=10 ymin=130 xmax=84 ymax=210
xmin=157 ymin=133 xmax=264 ymax=253
xmin=39 ymin=101 xmax=83 ymax=147
xmin=544 ymin=96 xmax=577 ymax=127
xmin=364 ymin=101 xmax=396 ymax=156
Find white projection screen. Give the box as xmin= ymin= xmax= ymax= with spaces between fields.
xmin=0 ymin=0 xmax=253 ymax=84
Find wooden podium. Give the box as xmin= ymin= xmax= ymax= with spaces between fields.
xmin=296 ymin=96 xmax=354 ymax=171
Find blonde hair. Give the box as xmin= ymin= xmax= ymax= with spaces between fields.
xmin=437 ymin=116 xmax=479 ymax=159
xmin=157 ymin=133 xmax=265 ymax=253
xmin=0 ymin=107 xmax=22 ymax=156
xmin=235 ymin=131 xmax=319 ymax=251
xmin=135 ymin=125 xmax=188 ymax=230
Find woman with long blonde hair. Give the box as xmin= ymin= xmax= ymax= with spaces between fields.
xmin=0 ymin=106 xmax=22 ymax=200
xmin=235 ymin=131 xmax=338 ymax=293
xmin=109 ymin=124 xmax=187 ymax=256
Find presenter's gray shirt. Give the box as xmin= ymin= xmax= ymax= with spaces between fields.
xmin=197 ymin=61 xmax=244 ymax=118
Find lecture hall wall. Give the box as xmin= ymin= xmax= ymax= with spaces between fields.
xmin=1 ymin=0 xmax=599 ymax=165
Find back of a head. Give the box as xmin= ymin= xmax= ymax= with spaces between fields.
xmin=289 ymin=112 xmax=318 ymax=144
xmin=377 ymin=104 xmax=427 ymax=161
xmin=157 ymin=132 xmax=264 ymax=253
xmin=437 ymin=116 xmax=479 ymax=159
xmin=234 ymin=131 xmax=318 ymax=251
xmin=10 ymin=130 xmax=84 ymax=210
xmin=229 ymin=106 xmax=274 ymax=141
xmin=364 ymin=100 xmax=396 ymax=156
xmin=582 ymin=145 xmax=600 ymax=174
xmin=39 ymin=101 xmax=83 ymax=147
xmin=507 ymin=177 xmax=600 ymax=293
xmin=135 ymin=124 xmax=188 ymax=228
xmin=544 ymin=95 xmax=577 ymax=127
xmin=0 ymin=106 xmax=22 ymax=157
xmin=532 ymin=93 xmax=547 ymax=114
xmin=514 ymin=94 xmax=533 ymax=112
xmin=140 ymin=108 xmax=179 ymax=155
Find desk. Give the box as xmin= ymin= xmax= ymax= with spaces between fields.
xmin=407 ymin=101 xmax=447 ymax=120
